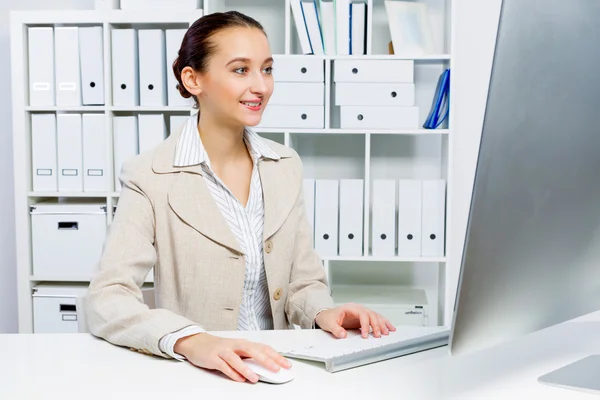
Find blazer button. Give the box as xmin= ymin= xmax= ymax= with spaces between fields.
xmin=264 ymin=240 xmax=273 ymax=254
xmin=273 ymin=288 xmax=282 ymax=300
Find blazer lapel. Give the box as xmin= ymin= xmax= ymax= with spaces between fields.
xmin=260 ymin=157 xmax=301 ymax=241
xmin=167 ymin=170 xmax=243 ymax=255
xmin=152 ymin=127 xmax=243 ymax=255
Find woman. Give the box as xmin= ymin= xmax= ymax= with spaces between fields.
xmin=86 ymin=10 xmax=395 ymax=383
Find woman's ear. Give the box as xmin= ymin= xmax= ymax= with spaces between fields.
xmin=180 ymin=66 xmax=203 ymax=97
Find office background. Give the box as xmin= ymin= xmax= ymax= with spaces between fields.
xmin=0 ymin=0 xmax=501 ymax=333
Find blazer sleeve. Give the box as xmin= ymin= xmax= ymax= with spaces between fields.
xmin=285 ymin=156 xmax=336 ymax=328
xmin=85 ymin=159 xmax=198 ymax=358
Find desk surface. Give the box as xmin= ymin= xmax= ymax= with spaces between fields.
xmin=1 ymin=315 xmax=600 ymax=400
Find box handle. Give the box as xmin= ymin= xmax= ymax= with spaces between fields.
xmin=58 ymin=222 xmax=78 ymax=230
xmin=59 ymin=304 xmax=76 ymax=313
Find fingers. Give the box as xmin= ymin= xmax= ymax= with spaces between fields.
xmin=378 ymin=315 xmax=390 ymax=335
xmin=384 ymin=317 xmax=396 ymax=332
xmin=359 ymin=311 xmax=370 ymax=338
xmin=214 ymin=356 xmax=249 ymax=383
xmin=220 ymin=351 xmax=259 ymax=383
xmin=235 ymin=341 xmax=288 ymax=372
xmin=370 ymin=312 xmax=383 ymax=338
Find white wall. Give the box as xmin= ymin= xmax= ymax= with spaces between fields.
xmin=0 ymin=0 xmax=94 ymax=333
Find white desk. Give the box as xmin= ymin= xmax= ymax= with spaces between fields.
xmin=1 ymin=314 xmax=600 ymax=399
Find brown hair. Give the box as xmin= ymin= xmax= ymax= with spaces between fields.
xmin=172 ymin=11 xmax=267 ymax=106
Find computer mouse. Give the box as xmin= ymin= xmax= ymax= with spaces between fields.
xmin=242 ymin=358 xmax=295 ymax=384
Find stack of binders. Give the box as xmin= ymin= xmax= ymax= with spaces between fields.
xmin=334 ymin=59 xmax=419 ymax=129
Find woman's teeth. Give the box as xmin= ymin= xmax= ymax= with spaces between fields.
xmin=241 ymin=101 xmax=261 ymax=107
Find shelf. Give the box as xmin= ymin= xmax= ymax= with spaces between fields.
xmin=10 ymin=9 xmax=203 ymax=25
xmin=257 ymin=128 xmax=449 ymax=135
xmin=324 ymin=256 xmax=446 ymax=263
xmin=28 ymin=191 xmax=110 ymax=198
xmin=30 ymin=275 xmax=154 ymax=283
xmin=25 ymin=106 xmax=106 ymax=112
xmin=275 ymin=54 xmax=450 ymax=61
xmin=110 ymin=106 xmax=194 ymax=112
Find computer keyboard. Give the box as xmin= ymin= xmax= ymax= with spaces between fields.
xmin=280 ymin=326 xmax=450 ymax=372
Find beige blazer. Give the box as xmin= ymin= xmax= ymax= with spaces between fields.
xmin=85 ymin=126 xmax=335 ymax=358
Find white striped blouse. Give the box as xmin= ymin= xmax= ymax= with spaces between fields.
xmin=158 ymin=114 xmax=281 ymax=359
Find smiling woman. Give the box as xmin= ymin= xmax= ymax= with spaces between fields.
xmin=85 ymin=10 xmax=395 ymax=386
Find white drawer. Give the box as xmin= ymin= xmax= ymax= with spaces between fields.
xmin=31 ymin=202 xmax=107 ymax=279
xmin=270 ymin=82 xmax=324 ymax=106
xmin=335 ymin=82 xmax=415 ymax=106
xmin=258 ymin=105 xmax=324 ymax=129
xmin=340 ymin=106 xmax=419 ymax=129
xmin=334 ymin=59 xmax=414 ymax=83
xmin=32 ymin=284 xmax=90 ymax=333
xmin=273 ymin=56 xmax=324 ymax=82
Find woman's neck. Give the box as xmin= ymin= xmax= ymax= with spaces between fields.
xmin=197 ymin=113 xmax=247 ymax=165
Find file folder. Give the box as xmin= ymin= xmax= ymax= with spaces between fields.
xmin=372 ymin=180 xmax=396 ymax=257
xmin=28 ymin=27 xmax=55 ymax=106
xmin=339 ymin=179 xmax=364 ymax=256
xmin=79 ymin=27 xmax=105 ymax=106
xmin=31 ymin=113 xmax=57 ymax=192
xmin=57 ymin=114 xmax=83 ymax=192
xmin=138 ymin=29 xmax=167 ymax=106
xmin=335 ymin=0 xmax=351 ymax=55
xmin=397 ymin=180 xmax=422 ymax=257
xmin=169 ymin=114 xmax=189 ymax=136
xmin=165 ymin=29 xmax=193 ymax=107
xmin=82 ymin=114 xmax=107 ymax=192
xmin=303 ymin=179 xmax=316 ymax=246
xmin=315 ymin=180 xmax=339 ymax=257
xmin=113 ymin=116 xmax=139 ymax=191
xmin=421 ymin=180 xmax=446 ymax=257
xmin=138 ymin=114 xmax=167 ymax=153
xmin=111 ymin=29 xmax=139 ymax=106
xmin=55 ymin=27 xmax=82 ymax=106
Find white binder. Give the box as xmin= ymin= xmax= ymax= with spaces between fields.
xmin=113 ymin=116 xmax=139 ymax=191
xmin=31 ymin=114 xmax=57 ymax=192
xmin=397 ymin=180 xmax=422 ymax=257
xmin=138 ymin=29 xmax=167 ymax=106
xmin=169 ymin=114 xmax=190 ymax=136
xmin=335 ymin=0 xmax=350 ymax=55
xmin=165 ymin=29 xmax=193 ymax=106
xmin=82 ymin=114 xmax=107 ymax=192
xmin=303 ymin=179 xmax=316 ymax=246
xmin=79 ymin=27 xmax=105 ymax=105
xmin=314 ymin=180 xmax=339 ymax=257
xmin=421 ymin=180 xmax=446 ymax=257
xmin=28 ymin=27 xmax=55 ymax=106
xmin=372 ymin=180 xmax=396 ymax=257
xmin=54 ymin=27 xmax=82 ymax=106
xmin=57 ymin=114 xmax=83 ymax=192
xmin=111 ymin=29 xmax=139 ymax=106
xmin=339 ymin=179 xmax=364 ymax=256
xmin=138 ymin=114 xmax=167 ymax=154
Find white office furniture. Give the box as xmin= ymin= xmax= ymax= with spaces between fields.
xmin=0 ymin=314 xmax=598 ymax=398
xmin=11 ymin=0 xmax=455 ymax=334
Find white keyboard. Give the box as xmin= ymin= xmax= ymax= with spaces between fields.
xmin=280 ymin=326 xmax=450 ymax=372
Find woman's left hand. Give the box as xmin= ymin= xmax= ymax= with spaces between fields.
xmin=314 ymin=303 xmax=396 ymax=339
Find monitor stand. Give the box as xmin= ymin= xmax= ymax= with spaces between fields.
xmin=538 ymin=355 xmax=600 ymax=395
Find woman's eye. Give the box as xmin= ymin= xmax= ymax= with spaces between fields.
xmin=263 ymin=66 xmax=273 ymax=74
xmin=234 ymin=67 xmax=246 ymax=74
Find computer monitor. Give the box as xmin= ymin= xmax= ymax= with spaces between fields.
xmin=449 ymin=0 xmax=600 ymax=364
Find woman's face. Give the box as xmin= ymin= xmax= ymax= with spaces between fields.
xmin=198 ymin=27 xmax=274 ymax=128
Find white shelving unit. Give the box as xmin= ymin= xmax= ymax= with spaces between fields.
xmin=11 ymin=0 xmax=455 ymax=334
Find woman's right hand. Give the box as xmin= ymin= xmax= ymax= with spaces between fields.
xmin=173 ymin=333 xmax=292 ymax=383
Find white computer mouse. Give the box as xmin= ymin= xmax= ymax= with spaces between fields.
xmin=242 ymin=358 xmax=295 ymax=384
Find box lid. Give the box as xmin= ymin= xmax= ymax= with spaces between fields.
xmin=32 ymin=284 xmax=91 ymax=298
xmin=30 ymin=200 xmax=107 ymax=215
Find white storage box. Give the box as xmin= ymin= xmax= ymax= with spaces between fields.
xmin=258 ymin=105 xmax=324 ymax=129
xmin=332 ymin=285 xmax=430 ymax=326
xmin=340 ymin=105 xmax=419 ymax=129
xmin=334 ymin=82 xmax=415 ymax=106
xmin=120 ymin=0 xmax=199 ymax=9
xmin=32 ymin=284 xmax=90 ymax=333
xmin=270 ymin=82 xmax=324 ymax=106
xmin=273 ymin=56 xmax=324 ymax=82
xmin=334 ymin=59 xmax=414 ymax=83
xmin=31 ymin=202 xmax=107 ymax=279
